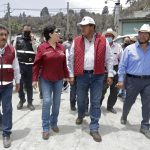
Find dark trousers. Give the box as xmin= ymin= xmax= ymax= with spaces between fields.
xmin=70 ymin=78 xmax=89 ymax=111
xmin=122 ymin=76 xmax=150 ymax=130
xmin=100 ymin=73 xmax=118 ymax=108
xmin=0 ymin=83 xmax=13 ymax=137
xmin=19 ymin=63 xmax=33 ymax=104
xmin=0 ymin=107 xmax=2 ymax=126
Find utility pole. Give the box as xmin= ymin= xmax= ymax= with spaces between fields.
xmin=66 ymin=2 xmax=70 ymax=36
xmin=114 ymin=0 xmax=120 ymax=34
xmin=7 ymin=3 xmax=11 ymax=43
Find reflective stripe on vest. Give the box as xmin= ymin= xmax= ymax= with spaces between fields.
xmin=19 ymin=62 xmax=34 ymax=65
xmin=17 ymin=50 xmax=35 ymax=54
xmin=1 ymin=64 xmax=13 ymax=69
xmin=0 ymin=81 xmax=12 ymax=86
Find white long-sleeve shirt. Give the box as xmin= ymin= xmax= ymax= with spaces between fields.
xmin=68 ymin=35 xmax=114 ymax=78
xmin=0 ymin=44 xmax=21 ymax=85
xmin=111 ymin=42 xmax=123 ymax=66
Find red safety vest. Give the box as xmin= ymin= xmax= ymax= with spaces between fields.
xmin=0 ymin=45 xmax=15 ymax=86
xmin=74 ymin=33 xmax=106 ymax=76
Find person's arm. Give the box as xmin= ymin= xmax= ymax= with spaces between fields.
xmin=12 ymin=50 xmax=21 ymax=92
xmin=31 ymin=39 xmax=39 ymax=54
xmin=118 ymin=44 xmax=123 ymax=62
xmin=63 ymin=55 xmax=69 ymax=79
xmin=118 ymin=48 xmax=129 ymax=82
xmin=13 ymin=36 xmax=17 ymax=49
xmin=105 ymin=40 xmax=114 ymax=78
xmin=68 ymin=40 xmax=75 ymax=78
xmin=32 ymin=46 xmax=43 ymax=82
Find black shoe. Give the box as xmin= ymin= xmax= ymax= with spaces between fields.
xmin=107 ymin=107 xmax=117 ymax=114
xmin=42 ymin=132 xmax=50 ymax=140
xmin=3 ymin=136 xmax=11 ymax=148
xmin=76 ymin=117 xmax=83 ymax=125
xmin=90 ymin=131 xmax=102 ymax=142
xmin=52 ymin=126 xmax=59 ymax=133
xmin=17 ymin=99 xmax=26 ymax=110
xmin=71 ymin=105 xmax=77 ymax=111
xmin=140 ymin=128 xmax=150 ymax=139
xmin=27 ymin=104 xmax=35 ymax=111
xmin=120 ymin=116 xmax=127 ymax=125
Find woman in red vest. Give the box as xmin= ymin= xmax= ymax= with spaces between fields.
xmin=32 ymin=25 xmax=69 ymax=140
xmin=0 ymin=24 xmax=21 ymax=148
xmin=68 ymin=16 xmax=114 ymax=142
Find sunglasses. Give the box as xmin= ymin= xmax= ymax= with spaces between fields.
xmin=54 ymin=29 xmax=61 ymax=34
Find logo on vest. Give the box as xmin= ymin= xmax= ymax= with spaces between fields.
xmin=29 ymin=58 xmax=32 ymax=62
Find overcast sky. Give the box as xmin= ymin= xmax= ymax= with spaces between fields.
xmin=0 ymin=0 xmax=129 ymax=17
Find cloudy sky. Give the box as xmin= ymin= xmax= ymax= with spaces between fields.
xmin=0 ymin=0 xmax=129 ymax=17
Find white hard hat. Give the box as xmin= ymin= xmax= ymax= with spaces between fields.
xmin=77 ymin=16 xmax=95 ymax=26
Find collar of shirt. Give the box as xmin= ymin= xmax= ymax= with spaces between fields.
xmin=83 ymin=33 xmax=96 ymax=43
xmin=44 ymin=41 xmax=61 ymax=49
xmin=0 ymin=43 xmax=7 ymax=56
xmin=135 ymin=41 xmax=150 ymax=51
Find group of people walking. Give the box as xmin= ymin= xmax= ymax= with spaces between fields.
xmin=0 ymin=16 xmax=150 ymax=148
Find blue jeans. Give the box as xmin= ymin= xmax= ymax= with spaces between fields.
xmin=0 ymin=83 xmax=13 ymax=137
xmin=70 ymin=78 xmax=89 ymax=110
xmin=76 ymin=73 xmax=104 ymax=132
xmin=41 ymin=77 xmax=63 ymax=132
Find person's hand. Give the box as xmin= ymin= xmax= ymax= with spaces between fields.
xmin=30 ymin=33 xmax=36 ymax=42
xmin=15 ymin=84 xmax=20 ymax=92
xmin=116 ymin=82 xmax=124 ymax=89
xmin=32 ymin=81 xmax=38 ymax=90
xmin=69 ymin=77 xmax=74 ymax=85
xmin=107 ymin=77 xmax=113 ymax=86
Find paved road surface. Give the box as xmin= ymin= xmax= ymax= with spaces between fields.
xmin=0 ymin=89 xmax=149 ymax=150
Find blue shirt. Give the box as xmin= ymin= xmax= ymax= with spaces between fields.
xmin=118 ymin=41 xmax=150 ymax=82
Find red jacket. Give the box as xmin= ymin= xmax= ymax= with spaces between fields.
xmin=74 ymin=33 xmax=106 ymax=76
xmin=0 ymin=45 xmax=15 ymax=85
xmin=32 ymin=42 xmax=69 ymax=82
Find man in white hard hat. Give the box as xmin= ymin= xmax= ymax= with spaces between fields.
xmin=100 ymin=28 xmax=123 ymax=114
xmin=117 ymin=24 xmax=150 ymax=139
xmin=68 ymin=16 xmax=114 ymax=142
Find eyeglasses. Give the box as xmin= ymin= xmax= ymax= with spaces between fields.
xmin=0 ymin=33 xmax=8 ymax=37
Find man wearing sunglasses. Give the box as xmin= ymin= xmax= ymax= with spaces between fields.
xmin=13 ymin=24 xmax=38 ymax=111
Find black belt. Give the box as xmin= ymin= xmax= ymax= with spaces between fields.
xmin=127 ymin=74 xmax=150 ymax=79
xmin=83 ymin=70 xmax=94 ymax=74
